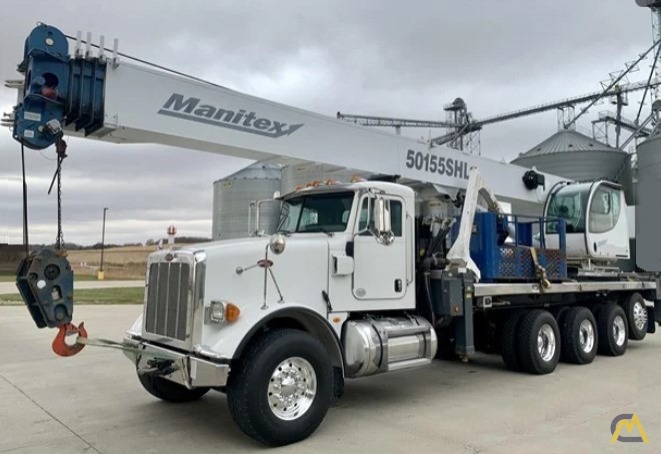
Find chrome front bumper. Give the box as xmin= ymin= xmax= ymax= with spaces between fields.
xmin=123 ymin=338 xmax=230 ymax=388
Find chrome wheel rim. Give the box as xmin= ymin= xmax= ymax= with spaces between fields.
xmin=537 ymin=324 xmax=556 ymax=362
xmin=632 ymin=301 xmax=647 ymax=331
xmin=578 ymin=319 xmax=595 ymax=353
xmin=613 ymin=315 xmax=626 ymax=346
xmin=267 ymin=357 xmax=317 ymax=421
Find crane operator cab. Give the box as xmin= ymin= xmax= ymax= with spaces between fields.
xmin=543 ymin=181 xmax=630 ymax=263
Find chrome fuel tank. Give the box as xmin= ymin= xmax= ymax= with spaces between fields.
xmin=343 ymin=315 xmax=437 ymax=378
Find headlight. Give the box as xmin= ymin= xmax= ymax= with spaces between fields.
xmin=208 ymin=301 xmax=226 ymax=323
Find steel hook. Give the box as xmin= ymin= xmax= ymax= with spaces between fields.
xmin=52 ymin=322 xmax=87 ymax=357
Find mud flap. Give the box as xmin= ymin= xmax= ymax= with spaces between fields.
xmin=647 ymin=306 xmax=656 ymax=334
xmin=653 ymin=300 xmax=661 ymax=330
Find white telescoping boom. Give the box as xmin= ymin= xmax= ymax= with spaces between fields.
xmin=9 ymin=25 xmax=560 ymax=210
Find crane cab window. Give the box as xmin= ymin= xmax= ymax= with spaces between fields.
xmin=358 ymin=197 xmax=403 ymax=236
xmin=589 ymin=187 xmax=621 ymax=234
xmin=546 ymin=186 xmax=588 ymax=234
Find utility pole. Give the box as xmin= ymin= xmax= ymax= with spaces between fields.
xmin=98 ymin=207 xmax=108 ymax=280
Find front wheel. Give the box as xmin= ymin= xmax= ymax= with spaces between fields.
xmin=227 ymin=329 xmax=333 ymax=447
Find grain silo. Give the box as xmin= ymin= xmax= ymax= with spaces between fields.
xmin=512 ymin=129 xmax=630 ymax=183
xmin=212 ymin=163 xmax=282 ymax=240
xmin=280 ymin=163 xmax=366 ymax=194
xmin=633 ymin=126 xmax=661 ymax=271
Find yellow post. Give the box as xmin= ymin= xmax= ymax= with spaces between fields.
xmin=97 ymin=270 xmax=105 ymax=280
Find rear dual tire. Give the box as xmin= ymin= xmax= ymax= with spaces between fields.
xmin=501 ymin=311 xmax=524 ymax=372
xmin=501 ymin=310 xmax=560 ymax=375
xmin=597 ymin=304 xmax=628 ymax=356
xmin=517 ymin=310 xmax=561 ymax=375
xmin=560 ymin=307 xmax=598 ymax=365
xmin=624 ymin=293 xmax=648 ymax=341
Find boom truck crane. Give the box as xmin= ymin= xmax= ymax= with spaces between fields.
xmin=5 ymin=24 xmax=661 ymax=446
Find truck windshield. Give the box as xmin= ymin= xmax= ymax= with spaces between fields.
xmin=277 ymin=192 xmax=354 ymax=233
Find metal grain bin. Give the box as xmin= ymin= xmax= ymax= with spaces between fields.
xmin=634 ymin=129 xmax=661 ymax=271
xmin=512 ymin=130 xmax=630 ymax=183
xmin=212 ymin=163 xmax=282 ymax=240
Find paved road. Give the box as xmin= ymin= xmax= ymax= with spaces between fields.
xmin=1 ymin=305 xmax=660 ymax=453
xmin=0 ymin=280 xmax=144 ymax=295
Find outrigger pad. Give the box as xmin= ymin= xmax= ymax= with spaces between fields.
xmin=15 ymin=248 xmax=74 ymax=328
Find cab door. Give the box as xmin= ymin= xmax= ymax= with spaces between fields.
xmin=351 ymin=194 xmax=407 ymax=301
xmin=586 ymin=184 xmax=630 ymax=259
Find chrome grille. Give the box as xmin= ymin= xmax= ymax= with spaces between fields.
xmin=145 ymin=262 xmax=191 ymax=341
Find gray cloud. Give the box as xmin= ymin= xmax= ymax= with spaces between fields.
xmin=0 ymin=0 xmax=656 ymax=244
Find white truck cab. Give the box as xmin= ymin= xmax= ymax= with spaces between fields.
xmin=124 ymin=181 xmax=437 ymax=446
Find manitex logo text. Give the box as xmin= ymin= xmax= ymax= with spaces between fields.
xmin=158 ymin=93 xmax=304 ymax=138
xmin=610 ymin=413 xmax=649 ymax=444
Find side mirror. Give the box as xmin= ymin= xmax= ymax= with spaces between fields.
xmin=374 ymin=197 xmax=394 ymax=245
xmin=250 ymin=199 xmax=282 ymax=237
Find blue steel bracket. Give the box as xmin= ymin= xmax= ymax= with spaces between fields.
xmin=454 ymin=273 xmax=475 ymax=357
xmin=12 ymin=24 xmax=107 ymax=150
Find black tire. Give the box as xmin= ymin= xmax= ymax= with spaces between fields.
xmin=227 ymin=329 xmax=333 ymax=447
xmin=516 ymin=310 xmax=561 ymax=375
xmin=597 ymin=304 xmax=628 ymax=356
xmin=560 ymin=307 xmax=598 ymax=365
xmin=624 ymin=293 xmax=648 ymax=341
xmin=500 ymin=311 xmax=524 ymax=372
xmin=137 ymin=374 xmax=209 ymax=403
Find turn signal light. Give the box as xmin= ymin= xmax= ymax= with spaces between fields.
xmin=225 ymin=303 xmax=241 ymax=322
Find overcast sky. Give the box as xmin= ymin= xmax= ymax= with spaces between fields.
xmin=0 ymin=0 xmax=656 ymax=245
